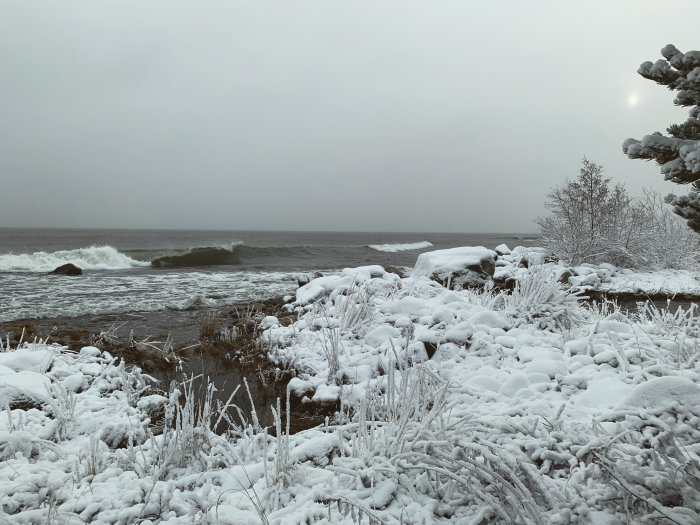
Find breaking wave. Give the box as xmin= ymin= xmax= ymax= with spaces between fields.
xmin=151 ymin=245 xmax=243 ymax=268
xmin=368 ymin=241 xmax=433 ymax=253
xmin=1 ymin=240 xmax=435 ymax=272
xmin=149 ymin=244 xmax=318 ymax=268
xmin=0 ymin=246 xmax=150 ymax=273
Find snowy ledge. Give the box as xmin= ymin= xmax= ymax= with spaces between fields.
xmin=1 ymin=246 xmax=699 ymax=524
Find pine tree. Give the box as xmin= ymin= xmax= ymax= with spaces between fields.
xmin=622 ymin=44 xmax=700 ymax=234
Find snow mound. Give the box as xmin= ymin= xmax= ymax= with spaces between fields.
xmin=619 ymin=376 xmax=700 ymax=411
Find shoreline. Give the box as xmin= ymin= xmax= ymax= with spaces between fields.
xmin=3 ymin=289 xmax=698 ymax=360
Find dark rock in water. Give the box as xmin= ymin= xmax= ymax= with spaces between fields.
xmin=49 ymin=263 xmax=83 ymax=276
xmin=297 ymin=271 xmax=323 ymax=288
xmin=385 ymin=265 xmax=409 ymax=278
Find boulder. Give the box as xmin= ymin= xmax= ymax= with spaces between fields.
xmin=515 ymin=248 xmax=550 ymax=268
xmin=49 ymin=263 xmax=83 ymax=276
xmin=414 ymin=246 xmax=497 ymax=290
xmin=494 ymin=243 xmax=511 ymax=256
xmin=557 ymin=269 xmax=573 ymax=284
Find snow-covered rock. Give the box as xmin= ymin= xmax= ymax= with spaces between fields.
xmin=414 ymin=246 xmax=497 ymax=290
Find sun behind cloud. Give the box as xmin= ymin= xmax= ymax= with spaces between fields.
xmin=627 ymin=92 xmax=640 ymax=106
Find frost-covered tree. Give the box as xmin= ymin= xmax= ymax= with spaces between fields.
xmin=622 ymin=44 xmax=700 ymax=234
xmin=536 ymin=158 xmax=641 ymax=266
xmin=537 ymin=159 xmax=698 ymax=268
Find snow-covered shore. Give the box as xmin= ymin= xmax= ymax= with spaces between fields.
xmin=1 ymin=246 xmax=699 ymax=524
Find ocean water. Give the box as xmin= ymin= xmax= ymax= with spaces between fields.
xmin=0 ymin=229 xmax=539 ymax=325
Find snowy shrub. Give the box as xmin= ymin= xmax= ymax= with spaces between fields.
xmin=45 ymin=381 xmax=77 ymax=441
xmin=536 ymin=159 xmax=698 ymax=269
xmin=334 ymin=285 xmax=375 ymax=334
xmin=199 ymin=311 xmax=223 ymax=340
xmin=270 ymin=394 xmax=294 ymax=488
xmin=319 ymin=326 xmax=343 ymax=383
xmin=501 ymin=266 xmax=585 ymax=331
xmin=632 ymin=189 xmax=699 ymax=269
xmin=570 ymin=392 xmax=700 ymax=524
xmin=536 ymin=158 xmax=643 ymax=267
xmin=136 ymin=376 xmax=238 ymax=479
xmin=584 ymin=297 xmax=628 ymax=322
xmin=462 ymin=286 xmax=504 ymax=310
xmin=634 ymin=301 xmax=699 ymax=368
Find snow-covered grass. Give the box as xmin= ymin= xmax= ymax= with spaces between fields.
xmin=1 ymin=247 xmax=699 ymax=523
xmin=501 ymin=265 xmax=586 ymax=331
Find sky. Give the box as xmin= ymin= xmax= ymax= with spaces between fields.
xmin=0 ymin=1 xmax=698 ymax=233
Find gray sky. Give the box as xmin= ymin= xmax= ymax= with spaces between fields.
xmin=1 ymin=1 xmax=698 ymax=232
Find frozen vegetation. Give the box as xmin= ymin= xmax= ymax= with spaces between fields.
xmin=1 ymin=246 xmax=699 ymax=524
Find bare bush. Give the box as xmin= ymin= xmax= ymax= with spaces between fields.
xmin=536 ymin=159 xmax=698 ymax=268
xmin=633 ymin=188 xmax=700 ymax=269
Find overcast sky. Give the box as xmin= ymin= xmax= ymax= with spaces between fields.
xmin=0 ymin=1 xmax=697 ymax=232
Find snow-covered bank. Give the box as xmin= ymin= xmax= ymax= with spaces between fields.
xmin=1 ymin=246 xmax=699 ymax=523
xmin=488 ymin=245 xmax=700 ymax=298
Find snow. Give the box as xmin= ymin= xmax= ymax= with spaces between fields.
xmin=619 ymin=376 xmax=700 ymax=410
xmin=0 ymin=370 xmax=51 ymax=406
xmin=0 ymin=346 xmax=54 ymax=372
xmin=413 ymin=246 xmax=496 ymax=279
xmin=259 ymin=315 xmax=279 ymax=329
xmin=598 ymin=268 xmax=700 ymax=296
xmin=491 ymin=245 xmax=700 ymax=298
xmin=495 ymin=243 xmax=511 ymax=255
xmin=1 ymin=245 xmax=699 ymax=523
xmin=364 ymin=324 xmax=401 ymax=347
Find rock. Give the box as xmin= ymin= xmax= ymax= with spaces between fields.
xmin=493 ymin=276 xmax=517 ymax=291
xmin=516 ymin=249 xmax=549 ymax=268
xmin=297 ymin=271 xmax=323 ymax=288
xmin=384 ymin=265 xmax=409 ymax=278
xmin=494 ymin=243 xmax=511 ymax=256
xmin=593 ymin=350 xmax=619 ymax=367
xmin=414 ymin=246 xmax=497 ymax=290
xmin=557 ymin=269 xmax=573 ymax=284
xmin=422 ymin=341 xmax=438 ymax=359
xmin=49 ymin=263 xmax=83 ymax=276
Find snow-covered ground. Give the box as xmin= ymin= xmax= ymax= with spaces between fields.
xmin=490 ymin=245 xmax=700 ymax=299
xmin=1 ymin=246 xmax=699 ymax=524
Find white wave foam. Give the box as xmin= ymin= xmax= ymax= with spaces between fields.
xmin=368 ymin=241 xmax=434 ymax=253
xmin=0 ymin=246 xmax=151 ymax=272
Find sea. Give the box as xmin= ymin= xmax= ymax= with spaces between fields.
xmin=0 ymin=229 xmax=539 ymax=339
